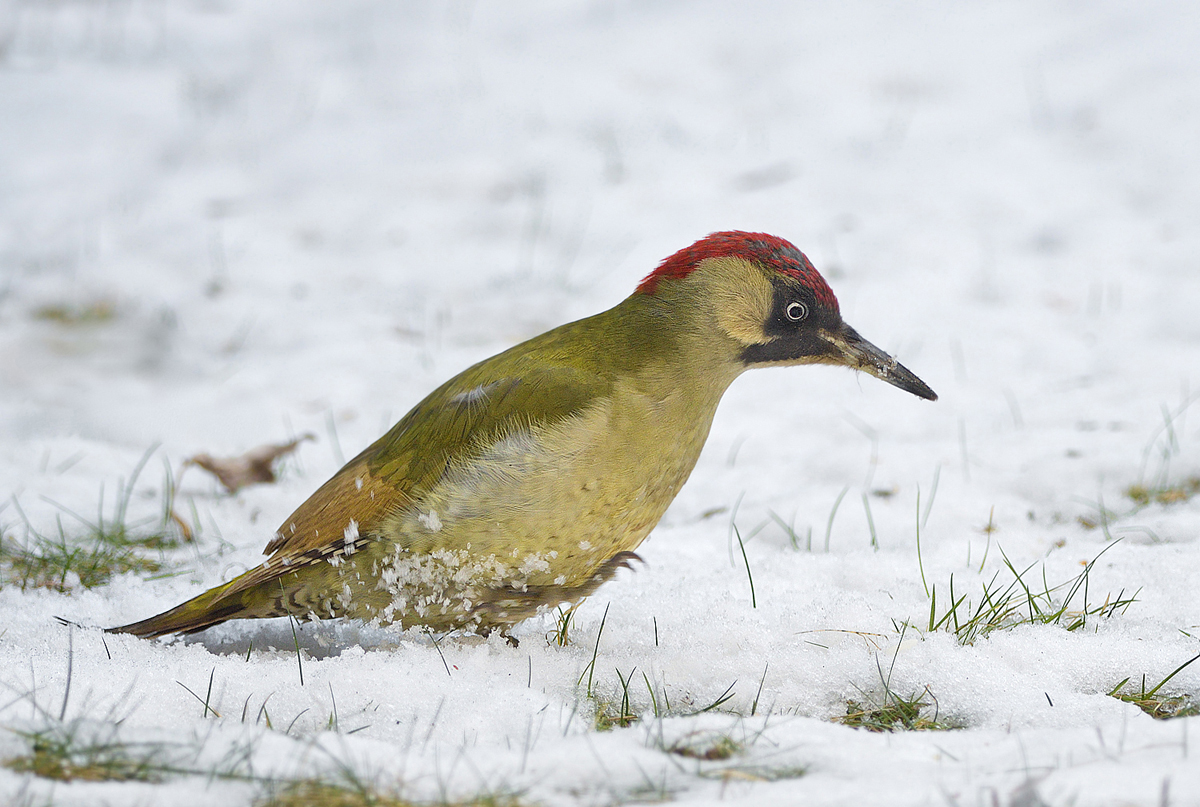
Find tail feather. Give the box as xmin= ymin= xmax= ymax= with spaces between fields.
xmin=108 ymin=579 xmax=249 ymax=638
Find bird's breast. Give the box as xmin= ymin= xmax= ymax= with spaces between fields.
xmin=377 ymin=381 xmax=718 ymax=590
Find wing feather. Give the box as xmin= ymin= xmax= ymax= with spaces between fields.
xmin=263 ymin=366 xmax=612 ymax=560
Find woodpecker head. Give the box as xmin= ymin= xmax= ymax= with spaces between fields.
xmin=638 ymin=231 xmax=937 ymax=400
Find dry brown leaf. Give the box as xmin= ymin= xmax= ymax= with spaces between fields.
xmin=186 ymin=434 xmax=315 ymax=494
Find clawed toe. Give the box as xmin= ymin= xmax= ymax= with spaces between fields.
xmin=607 ymin=550 xmax=644 ymax=571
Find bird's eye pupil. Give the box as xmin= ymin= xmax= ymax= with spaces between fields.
xmin=786 ymin=301 xmax=808 ymax=322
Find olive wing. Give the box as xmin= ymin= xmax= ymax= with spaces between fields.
xmin=263 ymin=366 xmax=614 ymax=560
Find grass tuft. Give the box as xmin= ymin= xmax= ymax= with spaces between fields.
xmin=664 ymin=731 xmax=742 ymax=761
xmin=3 ymin=722 xmax=168 ymax=783
xmin=925 ymin=541 xmax=1138 ymax=646
xmin=1109 ymin=651 xmax=1200 ymax=720
xmin=1126 ymin=477 xmax=1200 ymax=507
xmin=834 ymin=625 xmax=957 ymax=732
xmin=593 ymin=667 xmax=742 ymax=731
xmin=2 ymin=660 xmax=256 ymax=786
xmin=0 ymin=525 xmax=163 ymax=592
xmin=593 ymin=666 xmax=640 ymax=731
xmin=547 ymin=604 xmax=577 ymax=647
xmin=1112 ymin=689 xmax=1199 ymax=721
xmin=258 ymin=777 xmax=526 ymax=807
xmin=593 ymin=703 xmax=639 ymax=732
xmin=653 ymin=721 xmax=805 ymax=783
xmin=32 ymin=299 xmax=117 ymax=325
xmin=835 ymin=689 xmax=953 ymax=732
xmin=698 ymin=764 xmax=808 ymax=782
xmin=0 ymin=712 xmax=207 ymax=785
xmin=0 ymin=446 xmax=186 ymax=592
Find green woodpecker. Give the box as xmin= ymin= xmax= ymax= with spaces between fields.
xmin=112 ymin=232 xmax=936 ymax=639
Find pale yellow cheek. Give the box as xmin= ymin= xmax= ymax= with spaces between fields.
xmin=691 ymin=256 xmax=774 ymax=345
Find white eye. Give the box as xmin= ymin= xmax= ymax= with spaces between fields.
xmin=785 ymin=301 xmax=809 ymax=322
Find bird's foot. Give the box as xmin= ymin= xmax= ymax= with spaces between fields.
xmin=591 ymin=550 xmax=644 ymax=583
xmin=476 ymin=624 xmax=521 ymax=647
xmin=469 ymin=549 xmax=645 ymax=632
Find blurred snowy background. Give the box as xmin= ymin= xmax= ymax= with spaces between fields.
xmin=1 ymin=2 xmax=1198 ymax=805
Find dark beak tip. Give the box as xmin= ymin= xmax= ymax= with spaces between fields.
xmin=908 ymin=376 xmax=938 ymax=401
xmin=834 ymin=322 xmax=938 ymax=402
xmin=895 ymin=378 xmax=938 ymax=401
xmin=877 ymin=365 xmax=937 ymax=401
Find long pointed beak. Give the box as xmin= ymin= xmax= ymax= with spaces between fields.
xmin=824 ymin=323 xmax=938 ymax=401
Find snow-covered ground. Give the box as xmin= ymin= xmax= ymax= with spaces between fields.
xmin=2 ymin=1 xmax=1199 ymax=804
